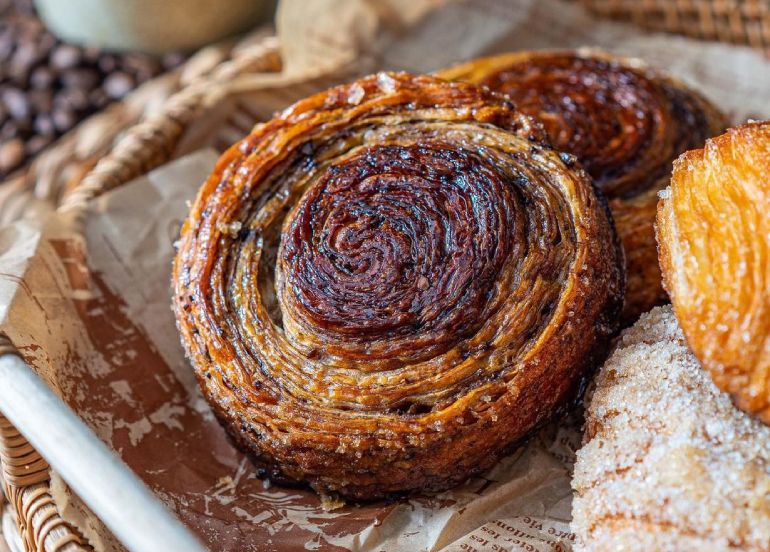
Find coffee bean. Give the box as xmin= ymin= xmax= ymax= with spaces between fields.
xmin=103 ymin=72 xmax=135 ymax=99
xmin=9 ymin=41 xmax=39 ymax=79
xmin=50 ymin=44 xmax=81 ymax=70
xmin=13 ymin=117 xmax=32 ymax=135
xmin=56 ymin=87 xmax=89 ymax=111
xmin=61 ymin=67 xmax=100 ymax=90
xmin=2 ymin=87 xmax=29 ymax=120
xmin=98 ymin=54 xmax=117 ymax=73
xmin=0 ymin=138 xmax=24 ymax=172
xmin=27 ymin=89 xmax=52 ymax=112
xmin=81 ymin=45 xmax=100 ymax=62
xmin=89 ymin=88 xmax=108 ymax=106
xmin=33 ymin=113 xmax=54 ymax=136
xmin=0 ymin=33 xmax=13 ymax=61
xmin=18 ymin=14 xmax=41 ymax=38
xmin=26 ymin=134 xmax=51 ymax=155
xmin=36 ymin=31 xmax=55 ymax=57
xmin=51 ymin=108 xmax=75 ymax=132
xmin=1 ymin=120 xmax=18 ymax=139
xmin=29 ymin=66 xmax=54 ymax=89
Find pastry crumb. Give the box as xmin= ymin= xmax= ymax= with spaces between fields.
xmin=319 ymin=493 xmax=345 ymax=512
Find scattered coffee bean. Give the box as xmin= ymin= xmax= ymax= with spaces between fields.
xmin=2 ymin=87 xmax=30 ymax=120
xmin=61 ymin=67 xmax=100 ymax=90
xmin=33 ymin=113 xmax=55 ymax=136
xmin=51 ymin=108 xmax=75 ymax=132
xmin=88 ymin=88 xmax=108 ymax=106
xmin=103 ymin=72 xmax=135 ymax=99
xmin=50 ymin=44 xmax=81 ymax=70
xmin=81 ymin=45 xmax=101 ymax=62
xmin=97 ymin=54 xmax=117 ymax=73
xmin=0 ymin=0 xmax=188 ymax=177
xmin=0 ymin=32 xmax=13 ymax=60
xmin=56 ymin=87 xmax=89 ymax=111
xmin=29 ymin=66 xmax=54 ymax=89
xmin=27 ymin=89 xmax=53 ymax=112
xmin=26 ymin=135 xmax=51 ymax=155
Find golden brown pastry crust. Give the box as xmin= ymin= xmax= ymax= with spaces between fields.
xmin=438 ymin=50 xmax=726 ymax=324
xmin=657 ymin=121 xmax=770 ymax=425
xmin=173 ymin=72 xmax=624 ymax=500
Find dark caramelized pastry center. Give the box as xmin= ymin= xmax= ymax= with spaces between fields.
xmin=279 ymin=144 xmax=521 ymax=359
xmin=438 ymin=51 xmax=726 ymax=323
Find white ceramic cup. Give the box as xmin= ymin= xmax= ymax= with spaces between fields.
xmin=34 ymin=0 xmax=275 ymax=54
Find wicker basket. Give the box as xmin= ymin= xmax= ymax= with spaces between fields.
xmin=0 ymin=33 xmax=284 ymax=551
xmin=0 ymin=1 xmax=768 ymax=550
xmin=577 ymin=0 xmax=770 ymax=54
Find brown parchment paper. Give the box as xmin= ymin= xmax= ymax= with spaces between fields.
xmin=1 ymin=0 xmax=770 ymax=551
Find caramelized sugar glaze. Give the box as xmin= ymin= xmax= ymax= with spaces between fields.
xmin=439 ymin=51 xmax=726 ymax=322
xmin=173 ymin=73 xmax=624 ymax=500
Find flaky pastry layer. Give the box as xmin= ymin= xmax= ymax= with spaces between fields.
xmin=173 ymin=72 xmax=624 ymax=500
xmin=439 ymin=50 xmax=726 ymax=323
xmin=657 ymin=120 xmax=770 ymax=424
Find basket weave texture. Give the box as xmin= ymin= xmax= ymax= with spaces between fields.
xmin=578 ymin=0 xmax=770 ymax=53
xmin=0 ymin=337 xmax=90 ymax=552
xmin=0 ymin=35 xmax=282 ymax=552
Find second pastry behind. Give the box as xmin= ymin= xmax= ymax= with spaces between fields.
xmin=439 ymin=50 xmax=726 ymax=323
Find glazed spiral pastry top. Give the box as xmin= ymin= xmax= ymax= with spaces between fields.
xmin=439 ymin=50 xmax=726 ymax=322
xmin=173 ymin=72 xmax=624 ymax=500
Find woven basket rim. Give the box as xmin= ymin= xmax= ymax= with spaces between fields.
xmin=0 ymin=35 xmax=281 ymax=552
xmin=58 ymin=35 xmax=281 ymax=212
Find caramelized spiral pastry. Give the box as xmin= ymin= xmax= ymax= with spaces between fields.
xmin=657 ymin=121 xmax=770 ymax=425
xmin=439 ymin=50 xmax=726 ymax=323
xmin=173 ymin=73 xmax=624 ymax=500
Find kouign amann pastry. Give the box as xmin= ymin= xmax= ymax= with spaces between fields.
xmin=173 ymin=72 xmax=624 ymax=500
xmin=439 ymin=50 xmax=726 ymax=323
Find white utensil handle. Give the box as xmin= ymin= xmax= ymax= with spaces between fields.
xmin=0 ymin=353 xmax=206 ymax=552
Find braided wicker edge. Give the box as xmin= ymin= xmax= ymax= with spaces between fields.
xmin=0 ymin=35 xmax=282 ymax=552
xmin=578 ymin=0 xmax=770 ymax=54
xmin=0 ymin=338 xmax=90 ymax=552
xmin=60 ymin=37 xmax=281 ymax=210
